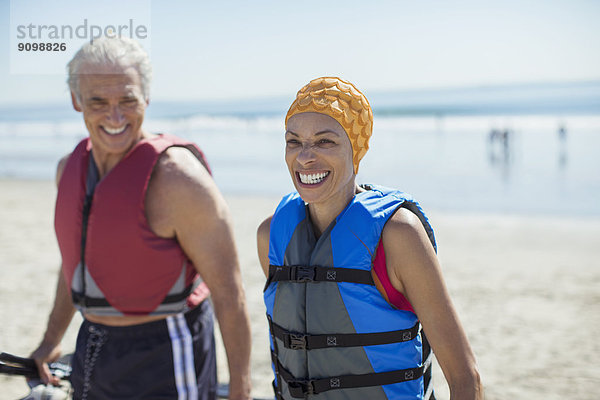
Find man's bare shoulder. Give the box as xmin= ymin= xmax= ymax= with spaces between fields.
xmin=146 ymin=145 xmax=224 ymax=238
xmin=155 ymin=145 xmax=211 ymax=183
xmin=150 ymin=146 xmax=216 ymax=201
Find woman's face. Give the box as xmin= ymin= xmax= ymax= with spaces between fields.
xmin=285 ymin=112 xmax=355 ymax=206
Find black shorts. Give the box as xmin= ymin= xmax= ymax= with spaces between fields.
xmin=71 ymin=300 xmax=217 ymax=400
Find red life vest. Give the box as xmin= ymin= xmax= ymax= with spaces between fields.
xmin=55 ymin=133 xmax=210 ymax=316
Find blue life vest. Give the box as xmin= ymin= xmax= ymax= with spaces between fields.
xmin=264 ymin=184 xmax=437 ymax=399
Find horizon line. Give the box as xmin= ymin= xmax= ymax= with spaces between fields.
xmin=1 ymin=78 xmax=599 ymax=109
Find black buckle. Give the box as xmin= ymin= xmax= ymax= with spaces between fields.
xmin=71 ymin=291 xmax=85 ymax=307
xmin=295 ymin=266 xmax=315 ymax=282
xmin=287 ymin=380 xmax=315 ymax=398
xmin=285 ymin=333 xmax=307 ymax=350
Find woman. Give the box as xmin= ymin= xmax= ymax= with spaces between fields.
xmin=257 ymin=77 xmax=482 ymax=399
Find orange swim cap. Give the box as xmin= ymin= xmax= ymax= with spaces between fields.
xmin=285 ymin=77 xmax=373 ymax=174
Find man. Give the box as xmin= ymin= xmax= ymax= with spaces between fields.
xmin=30 ymin=37 xmax=252 ymax=400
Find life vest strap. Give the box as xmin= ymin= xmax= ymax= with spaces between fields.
xmin=270 ymin=320 xmax=420 ymax=350
xmin=271 ymin=353 xmax=423 ymax=398
xmin=267 ymin=264 xmax=375 ymax=286
xmin=71 ymin=284 xmax=194 ymax=308
xmin=266 ymin=314 xmax=285 ymax=399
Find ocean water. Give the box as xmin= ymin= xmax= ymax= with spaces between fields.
xmin=1 ymin=106 xmax=599 ymax=216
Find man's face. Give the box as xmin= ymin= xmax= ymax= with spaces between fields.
xmin=73 ymin=63 xmax=148 ymax=162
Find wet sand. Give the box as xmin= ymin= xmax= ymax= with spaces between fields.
xmin=1 ymin=179 xmax=599 ymax=399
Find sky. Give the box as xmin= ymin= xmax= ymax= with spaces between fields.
xmin=1 ymin=0 xmax=599 ymax=106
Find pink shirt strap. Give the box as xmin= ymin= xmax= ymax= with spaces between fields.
xmin=372 ymin=240 xmax=415 ymax=313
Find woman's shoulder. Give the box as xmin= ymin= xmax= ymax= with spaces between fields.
xmin=384 ymin=207 xmax=425 ymax=235
xmin=382 ymin=207 xmax=434 ymax=254
xmin=257 ymin=215 xmax=273 ymax=243
xmin=257 ymin=215 xmax=273 ymax=275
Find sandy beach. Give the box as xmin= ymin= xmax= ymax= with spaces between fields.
xmin=1 ymin=179 xmax=599 ymax=399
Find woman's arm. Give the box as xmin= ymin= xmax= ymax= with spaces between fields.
xmin=257 ymin=216 xmax=273 ymax=278
xmin=382 ymin=208 xmax=483 ymax=400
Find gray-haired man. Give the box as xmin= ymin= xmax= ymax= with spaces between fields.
xmin=30 ymin=37 xmax=252 ymax=400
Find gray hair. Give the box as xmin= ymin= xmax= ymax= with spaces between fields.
xmin=67 ymin=37 xmax=152 ymax=104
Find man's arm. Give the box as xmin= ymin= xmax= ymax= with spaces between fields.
xmin=30 ymin=155 xmax=76 ymax=385
xmin=30 ymin=271 xmax=76 ymax=385
xmin=148 ymin=147 xmax=252 ymax=400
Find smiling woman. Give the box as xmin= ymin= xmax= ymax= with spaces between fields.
xmin=257 ymin=77 xmax=483 ymax=400
xmin=284 ymin=112 xmax=355 ymax=213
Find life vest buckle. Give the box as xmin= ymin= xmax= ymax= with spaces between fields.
xmin=294 ymin=266 xmax=315 ymax=282
xmin=286 ymin=333 xmax=307 ymax=350
xmin=287 ymin=379 xmax=315 ymax=398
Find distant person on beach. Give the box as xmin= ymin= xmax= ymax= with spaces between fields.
xmin=488 ymin=127 xmax=511 ymax=164
xmin=558 ymin=123 xmax=567 ymax=142
xmin=257 ymin=77 xmax=483 ymax=399
xmin=29 ymin=37 xmax=252 ymax=400
xmin=558 ymin=123 xmax=568 ymax=166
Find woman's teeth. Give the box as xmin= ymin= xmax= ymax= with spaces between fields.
xmin=103 ymin=125 xmax=127 ymax=135
xmin=299 ymin=172 xmax=329 ymax=185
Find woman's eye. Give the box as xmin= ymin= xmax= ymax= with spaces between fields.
xmin=318 ymin=139 xmax=335 ymax=145
xmin=286 ymin=139 xmax=300 ymax=146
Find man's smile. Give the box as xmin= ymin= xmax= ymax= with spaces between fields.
xmin=101 ymin=124 xmax=128 ymax=136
